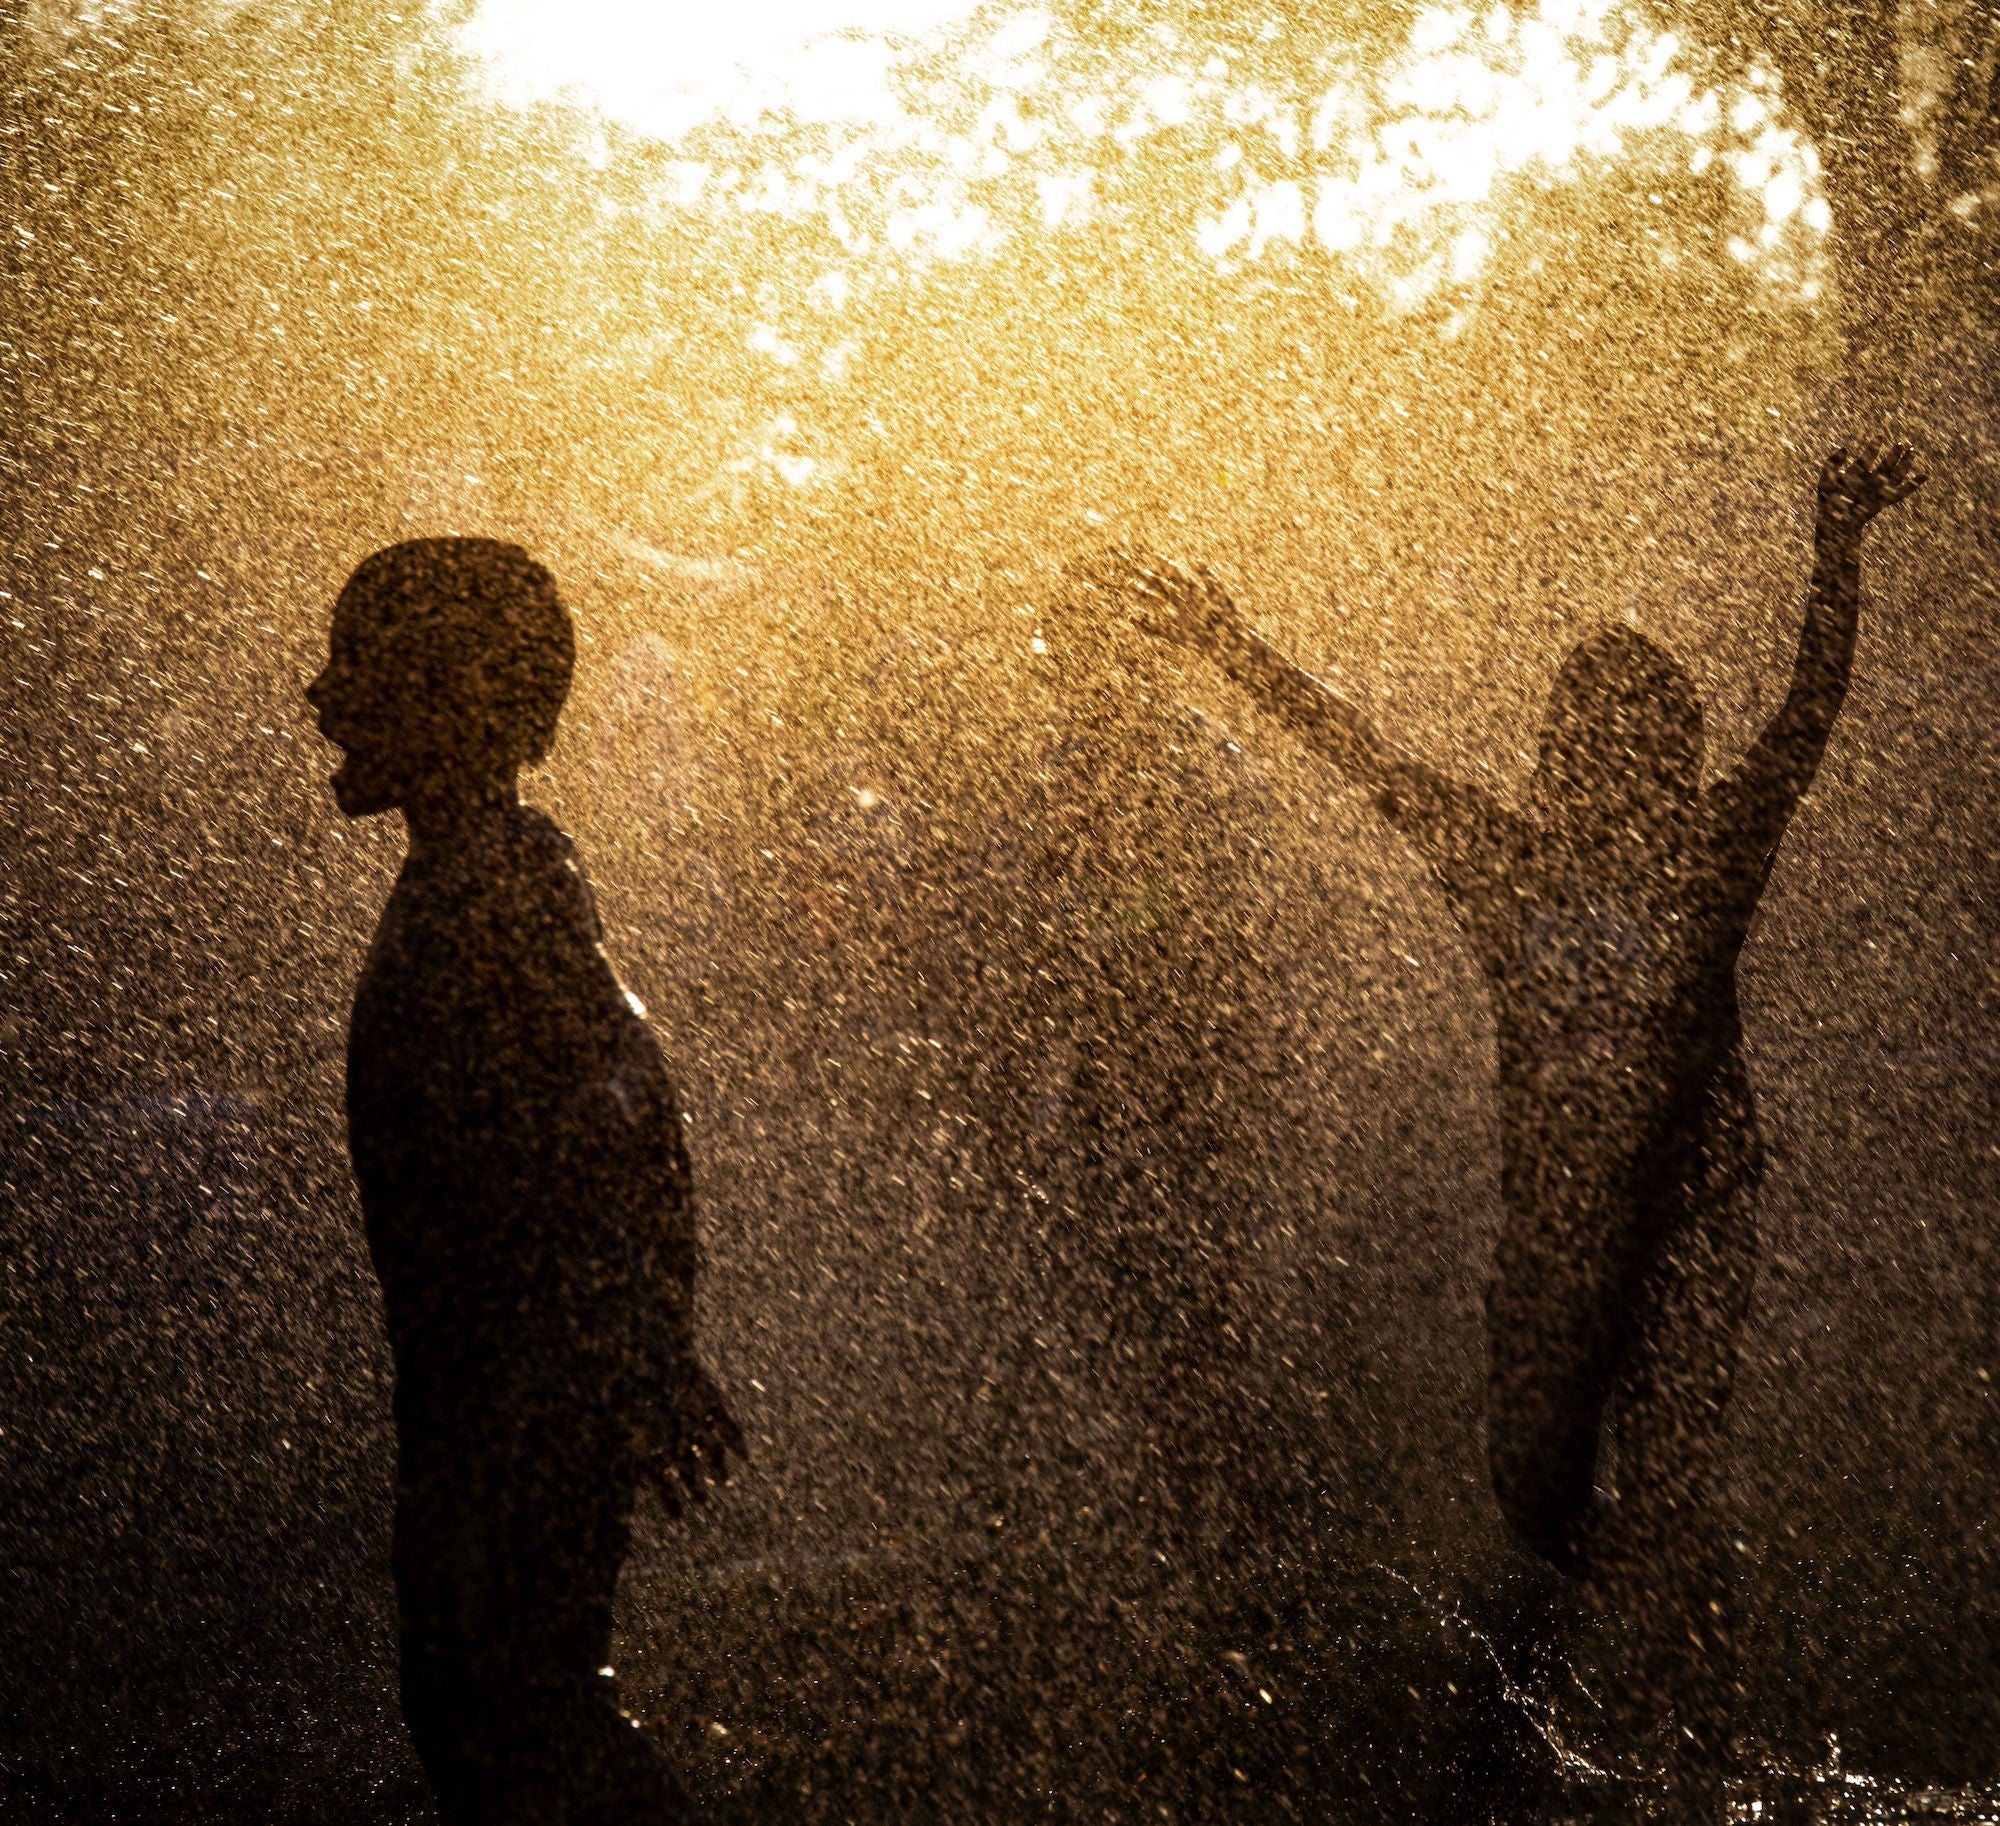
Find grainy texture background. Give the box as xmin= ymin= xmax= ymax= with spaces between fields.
xmin=2 ymin=0 xmax=1997 ymax=1817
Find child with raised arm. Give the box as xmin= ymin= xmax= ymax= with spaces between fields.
xmin=1120 ymin=445 xmax=1922 ymax=1804
xmin=307 ymin=539 xmax=742 ymax=1825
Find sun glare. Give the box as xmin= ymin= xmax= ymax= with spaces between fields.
xmin=444 ymin=0 xmax=1831 ymax=509
xmin=455 ymin=0 xmax=1826 ymax=315
xmin=455 ymin=0 xmax=985 ymax=139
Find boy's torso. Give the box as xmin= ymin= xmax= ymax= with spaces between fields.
xmin=1464 ymin=822 xmax=1766 ymax=1205
xmin=346 ymin=807 xmax=682 ymax=1378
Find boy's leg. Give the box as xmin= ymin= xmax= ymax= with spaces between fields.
xmin=392 ymin=1392 xmax=691 ymax=1826
xmin=391 ymin=1414 xmax=515 ymax=1826
xmin=1486 ymin=1186 xmax=1652 ymax=1574
xmin=481 ymin=1400 xmax=692 ymax=1826
xmin=1595 ymin=1162 xmax=1759 ymax=1813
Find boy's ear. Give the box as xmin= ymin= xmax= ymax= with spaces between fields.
xmin=455 ymin=651 xmax=512 ymax=755
xmin=454 ymin=648 xmax=546 ymax=769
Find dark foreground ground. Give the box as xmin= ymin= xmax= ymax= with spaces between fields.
xmin=2 ymin=1060 xmax=1998 ymax=1825
xmin=4 ymin=1511 xmax=1997 ymax=1826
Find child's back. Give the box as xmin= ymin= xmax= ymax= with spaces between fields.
xmin=1480 ymin=817 xmax=1761 ymax=1224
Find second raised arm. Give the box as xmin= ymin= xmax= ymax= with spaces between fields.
xmin=1115 ymin=558 xmax=1518 ymax=905
xmin=1711 ymin=442 xmax=1923 ymax=880
xmin=1124 ymin=559 xmax=1399 ymax=793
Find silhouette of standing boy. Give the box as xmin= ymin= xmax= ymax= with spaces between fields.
xmin=307 ymin=539 xmax=741 ymax=1825
xmin=1117 ymin=445 xmax=1921 ymax=1803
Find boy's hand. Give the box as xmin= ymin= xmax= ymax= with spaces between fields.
xmin=1120 ymin=557 xmax=1244 ymax=653
xmin=1816 ymin=442 xmax=1924 ymax=546
xmin=636 ymin=1356 xmax=746 ymax=1519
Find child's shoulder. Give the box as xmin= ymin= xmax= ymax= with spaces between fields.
xmin=511 ymin=803 xmax=583 ymax=881
xmin=507 ymin=805 xmax=607 ymax=943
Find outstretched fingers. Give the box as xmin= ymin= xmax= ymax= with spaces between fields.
xmin=1117 ymin=555 xmax=1201 ymax=643
xmin=1879 ymin=441 xmax=1926 ymax=505
xmin=1191 ymin=560 xmax=1237 ymax=615
xmin=705 ymin=1400 xmax=749 ymax=1475
xmin=1860 ymin=440 xmax=1924 ymax=513
xmin=1132 ymin=555 xmax=1200 ymax=595
xmin=682 ymin=1390 xmax=745 ymax=1483
xmin=646 ymin=1433 xmax=729 ymax=1520
xmin=1133 ymin=555 xmax=1242 ymax=649
xmin=1819 ymin=438 xmax=1925 ymax=531
xmin=1118 ymin=561 xmax=1178 ymax=638
xmin=639 ymin=1365 xmax=748 ymax=1521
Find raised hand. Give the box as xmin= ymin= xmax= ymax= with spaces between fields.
xmin=636 ymin=1356 xmax=747 ymax=1520
xmin=1118 ymin=556 xmax=1245 ymax=654
xmin=1816 ymin=442 xmax=1924 ymax=545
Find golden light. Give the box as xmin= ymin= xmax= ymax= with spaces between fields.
xmin=456 ymin=0 xmax=986 ymax=138
xmin=359 ymin=0 xmax=1846 ymax=755
xmin=455 ymin=0 xmax=1830 ymax=324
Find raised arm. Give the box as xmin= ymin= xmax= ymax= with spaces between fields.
xmin=1121 ymin=559 xmax=1520 ymax=901
xmin=520 ymin=844 xmax=745 ymax=1511
xmin=1709 ymin=444 xmax=1923 ymax=888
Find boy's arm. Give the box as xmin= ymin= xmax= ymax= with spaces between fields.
xmin=1709 ymin=444 xmax=1923 ymax=886
xmin=1121 ymin=560 xmax=1521 ymax=910
xmin=622 ymin=1083 xmax=745 ymax=1512
xmin=515 ymin=840 xmax=747 ymax=1503
xmin=553 ymin=989 xmax=745 ymax=1509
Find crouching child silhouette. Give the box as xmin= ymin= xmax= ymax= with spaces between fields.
xmin=1115 ymin=445 xmax=1922 ymax=1815
xmin=307 ymin=539 xmax=743 ymax=1825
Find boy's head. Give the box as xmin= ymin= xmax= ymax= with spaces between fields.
xmin=307 ymin=538 xmax=574 ymax=819
xmin=1529 ymin=623 xmax=1704 ymax=857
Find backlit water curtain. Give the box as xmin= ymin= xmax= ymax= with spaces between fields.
xmin=453 ymin=0 xmax=1828 ymax=520
xmin=12 ymin=0 xmax=2000 ymax=1819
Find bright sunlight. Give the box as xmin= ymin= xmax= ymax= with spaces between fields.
xmin=453 ymin=0 xmax=1828 ymax=318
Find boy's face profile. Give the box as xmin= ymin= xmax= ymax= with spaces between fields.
xmin=306 ymin=539 xmax=574 ymax=822
xmin=306 ymin=598 xmax=462 ymax=819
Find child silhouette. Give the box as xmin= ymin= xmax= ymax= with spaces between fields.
xmin=1117 ymin=445 xmax=1922 ymax=1799
xmin=307 ymin=539 xmax=741 ymax=1825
